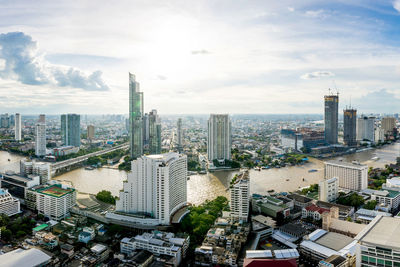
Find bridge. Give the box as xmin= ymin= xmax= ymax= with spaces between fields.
xmin=51 ymin=143 xmax=129 ymax=176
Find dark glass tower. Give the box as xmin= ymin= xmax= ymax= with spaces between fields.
xmin=61 ymin=114 xmax=81 ymax=147
xmin=343 ymin=108 xmax=357 ymax=146
xmin=324 ymin=94 xmax=339 ymax=144
xmin=129 ymin=73 xmax=144 ymax=159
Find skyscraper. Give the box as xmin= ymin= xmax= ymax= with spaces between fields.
xmin=381 ymin=117 xmax=396 ymax=137
xmin=230 ymin=171 xmax=250 ymax=222
xmin=357 ymin=116 xmax=375 ymax=142
xmin=35 ymin=115 xmax=46 ymax=157
xmin=61 ymin=114 xmax=81 ymax=147
xmin=177 ymin=118 xmax=183 ymax=153
xmin=15 ymin=113 xmax=21 ymax=141
xmin=343 ymin=108 xmax=357 ymax=146
xmin=115 ymin=152 xmax=187 ymax=225
xmin=324 ymin=94 xmax=338 ymax=144
xmin=129 ymin=73 xmax=144 ymax=159
xmin=148 ymin=109 xmax=161 ymax=155
xmin=207 ymin=114 xmax=232 ymax=162
xmin=87 ymin=125 xmax=95 ymax=140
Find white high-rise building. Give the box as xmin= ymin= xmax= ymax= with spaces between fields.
xmin=0 ymin=188 xmax=20 ymax=216
xmin=20 ymin=159 xmax=51 ymax=184
xmin=35 ymin=115 xmax=46 ymax=157
xmin=177 ymin=118 xmax=183 ymax=153
xmin=207 ymin=114 xmax=232 ymax=162
xmin=114 ymin=152 xmax=187 ymax=226
xmin=318 ymin=177 xmax=338 ymax=202
xmin=325 ymin=160 xmax=368 ymax=191
xmin=375 ymin=127 xmax=385 ymax=143
xmin=230 ymin=171 xmax=250 ymax=222
xmin=15 ymin=113 xmax=21 ymax=141
xmin=356 ymin=116 xmax=375 ymax=142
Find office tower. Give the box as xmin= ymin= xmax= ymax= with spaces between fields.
xmin=230 ymin=171 xmax=250 ymax=222
xmin=381 ymin=117 xmax=396 ymax=137
xmin=61 ymin=114 xmax=81 ymax=147
xmin=87 ymin=125 xmax=95 ymax=140
xmin=357 ymin=116 xmax=375 ymax=142
xmin=325 ymin=160 xmax=368 ymax=191
xmin=375 ymin=127 xmax=385 ymax=143
xmin=324 ymin=94 xmax=339 ymax=144
xmin=143 ymin=113 xmax=150 ymax=147
xmin=343 ymin=108 xmax=357 ymax=146
xmin=318 ymin=177 xmax=338 ymax=202
xmin=1 ymin=113 xmax=10 ymax=128
xmin=15 ymin=113 xmax=21 ymax=141
xmin=148 ymin=109 xmax=161 ymax=155
xmin=115 ymin=152 xmax=187 ymax=225
xmin=129 ymin=73 xmax=144 ymax=159
xmin=207 ymin=114 xmax=232 ymax=162
xmin=177 ymin=118 xmax=183 ymax=153
xmin=35 ymin=115 xmax=46 ymax=157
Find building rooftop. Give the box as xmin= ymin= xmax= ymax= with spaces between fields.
xmin=279 ymin=223 xmax=307 ymax=236
xmin=33 ymin=224 xmax=49 ymax=232
xmin=0 ymin=248 xmax=51 ymax=267
xmin=314 ymin=232 xmax=354 ymax=251
xmin=286 ymin=193 xmax=313 ymax=203
xmin=355 ymin=215 xmax=400 ymax=249
xmin=325 ymin=160 xmax=367 ymax=169
xmin=36 ymin=184 xmax=75 ymax=198
xmin=320 ymin=255 xmax=347 ymax=266
xmin=305 ymin=204 xmax=330 ymax=214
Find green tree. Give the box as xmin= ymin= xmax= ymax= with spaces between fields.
xmin=364 ymin=200 xmax=377 ymax=210
xmin=1 ymin=228 xmax=12 ymax=241
xmin=96 ymin=190 xmax=116 ymax=204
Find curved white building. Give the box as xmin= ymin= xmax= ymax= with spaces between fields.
xmin=0 ymin=188 xmax=20 ymax=216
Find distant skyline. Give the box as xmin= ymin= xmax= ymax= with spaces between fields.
xmin=1 ymin=0 xmax=400 ymax=114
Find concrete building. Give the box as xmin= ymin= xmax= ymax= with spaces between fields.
xmin=61 ymin=114 xmax=81 ymax=147
xmin=112 ymin=152 xmax=187 ymax=226
xmin=53 ymin=146 xmax=79 ymax=157
xmin=355 ymin=216 xmax=400 ymax=267
xmin=34 ymin=184 xmax=76 ymax=220
xmin=148 ymin=109 xmax=161 ymax=155
xmin=319 ymin=177 xmax=339 ymax=202
xmin=0 ymin=248 xmax=51 ymax=267
xmin=20 ymin=159 xmax=51 ymax=184
xmin=381 ymin=117 xmax=396 ymax=137
xmin=35 ymin=118 xmax=46 ymax=157
xmin=177 ymin=118 xmax=183 ymax=153
xmin=325 ymin=160 xmax=368 ymax=191
xmin=208 ymin=114 xmax=232 ymax=163
xmin=15 ymin=113 xmax=21 ymax=141
xmin=129 ymin=72 xmax=144 ymax=159
xmin=324 ymin=94 xmax=339 ymax=144
xmin=302 ymin=204 xmax=330 ymax=221
xmin=322 ymin=207 xmax=366 ymax=238
xmin=87 ymin=125 xmax=95 ymax=140
xmin=0 ymin=188 xmax=20 ymax=216
xmin=354 ymin=208 xmax=392 ymax=224
xmin=375 ymin=127 xmax=385 ymax=143
xmin=0 ymin=172 xmax=40 ymax=201
xmin=230 ymin=171 xmax=250 ymax=222
xmin=362 ymin=188 xmax=400 ymax=213
xmin=357 ymin=116 xmax=375 ymax=142
xmin=343 ymin=108 xmax=357 ymax=146
xmin=280 ymin=128 xmax=326 ymax=151
xmin=121 ymin=231 xmax=189 ymax=267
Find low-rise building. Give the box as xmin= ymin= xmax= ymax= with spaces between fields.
xmin=53 ymin=146 xmax=79 ymax=157
xmin=302 ymin=204 xmax=330 ymax=221
xmin=286 ymin=193 xmax=313 ymax=208
xmin=0 ymin=188 xmax=20 ymax=216
xmin=316 ymin=200 xmax=354 ymax=220
xmin=35 ymin=231 xmax=58 ymax=249
xmin=252 ymin=195 xmax=290 ymax=219
xmin=79 ymin=227 xmax=96 ymax=244
xmin=362 ymin=188 xmax=400 ymax=213
xmin=0 ymin=248 xmax=52 ymax=266
xmin=60 ymin=244 xmax=74 ymax=257
xmin=322 ymin=207 xmax=366 ymax=238
xmin=354 ymin=208 xmax=392 ymax=224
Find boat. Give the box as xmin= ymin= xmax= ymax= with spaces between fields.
xmin=302 ymin=178 xmax=305 ymax=182
xmin=286 ymin=179 xmax=290 ymax=181
xmin=85 ymin=166 xmax=94 ymax=170
xmin=7 ymin=159 xmax=10 ymax=161
xmin=267 ymin=189 xmax=274 ymax=193
xmin=199 ymin=170 xmax=207 ymax=174
xmin=187 ymin=177 xmax=190 ymax=180
xmin=308 ymin=169 xmax=318 ymax=173
xmin=371 ymin=156 xmax=379 ymax=161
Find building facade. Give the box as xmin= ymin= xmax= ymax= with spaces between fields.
xmin=148 ymin=109 xmax=161 ymax=155
xmin=129 ymin=73 xmax=144 ymax=159
xmin=357 ymin=116 xmax=375 ymax=142
xmin=230 ymin=171 xmax=250 ymax=222
xmin=177 ymin=118 xmax=183 ymax=153
xmin=207 ymin=114 xmax=232 ymax=162
xmin=381 ymin=117 xmax=396 ymax=138
xmin=87 ymin=125 xmax=95 ymax=140
xmin=0 ymin=188 xmax=20 ymax=216
xmin=325 ymin=161 xmax=368 ymax=191
xmin=343 ymin=108 xmax=357 ymax=146
xmin=15 ymin=113 xmax=21 ymax=141
xmin=324 ymin=94 xmax=339 ymax=144
xmin=61 ymin=114 xmax=81 ymax=147
xmin=35 ymin=117 xmax=46 ymax=157
xmin=20 ymin=159 xmax=51 ymax=184
xmin=318 ymin=177 xmax=338 ymax=203
xmin=115 ymin=152 xmax=187 ymax=225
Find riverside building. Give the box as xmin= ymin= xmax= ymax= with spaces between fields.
xmin=207 ymin=114 xmax=232 ymax=163
xmin=325 ymin=160 xmax=368 ymax=191
xmin=129 ymin=72 xmax=144 ymax=159
xmin=230 ymin=171 xmax=250 ymax=222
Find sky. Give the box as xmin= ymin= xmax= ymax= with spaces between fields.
xmin=0 ymin=0 xmax=400 ymax=115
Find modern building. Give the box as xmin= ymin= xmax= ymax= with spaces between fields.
xmin=0 ymin=172 xmax=40 ymax=200
xmin=53 ymin=146 xmax=79 ymax=157
xmin=15 ymin=113 xmax=21 ymax=141
xmin=207 ymin=114 xmax=232 ymax=163
xmin=0 ymin=188 xmax=20 ymax=216
xmin=343 ymin=108 xmax=357 ymax=146
xmin=319 ymin=177 xmax=339 ymax=202
xmin=324 ymin=94 xmax=339 ymax=144
xmin=375 ymin=127 xmax=385 ymax=143
xmin=129 ymin=72 xmax=144 ymax=159
xmin=148 ymin=109 xmax=161 ymax=154
xmin=34 ymin=184 xmax=76 ymax=220
xmin=361 ymin=188 xmax=400 ymax=213
xmin=87 ymin=125 xmax=95 ymax=140
xmin=0 ymin=248 xmax=52 ymax=267
xmin=177 ymin=118 xmax=183 ymax=153
xmin=280 ymin=128 xmax=326 ymax=151
xmin=381 ymin=117 xmax=396 ymax=137
xmin=20 ymin=159 xmax=51 ymax=184
xmin=121 ymin=231 xmax=189 ymax=267
xmin=78 ymin=227 xmax=96 ymax=243
xmin=325 ymin=160 xmax=368 ymax=191
xmin=61 ymin=114 xmax=81 ymax=147
xmin=355 ymin=216 xmax=400 ymax=267
xmin=0 ymin=113 xmax=10 ymax=128
xmin=35 ymin=115 xmax=46 ymax=157
xmin=230 ymin=171 xmax=250 ymax=222
xmin=354 ymin=208 xmax=392 ymax=224
xmin=357 ymin=116 xmax=375 ymax=142
xmin=111 ymin=152 xmax=187 ymax=226
xmin=252 ymin=195 xmax=290 ymax=219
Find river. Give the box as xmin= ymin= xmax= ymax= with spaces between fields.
xmin=0 ymin=143 xmax=398 ymax=206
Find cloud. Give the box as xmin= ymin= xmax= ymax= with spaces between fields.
xmin=394 ymin=0 xmax=400 ymax=13
xmin=191 ymin=49 xmax=210 ymax=55
xmin=352 ymin=89 xmax=400 ymax=113
xmin=304 ymin=9 xmax=329 ymax=19
xmin=288 ymin=7 xmax=295 ymax=12
xmin=0 ymin=32 xmax=109 ymax=91
xmin=301 ymin=71 xmax=335 ymax=80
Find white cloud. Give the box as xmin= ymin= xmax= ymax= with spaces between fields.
xmin=288 ymin=7 xmax=295 ymax=12
xmin=301 ymin=71 xmax=335 ymax=80
xmin=393 ymin=0 xmax=400 ymax=13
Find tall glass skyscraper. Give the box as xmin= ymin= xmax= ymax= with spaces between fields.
xmin=129 ymin=73 xmax=144 ymax=159
xmin=61 ymin=114 xmax=81 ymax=147
xmin=177 ymin=118 xmax=183 ymax=153
xmin=207 ymin=114 xmax=232 ymax=162
xmin=343 ymin=108 xmax=357 ymax=146
xmin=148 ymin=109 xmax=161 ymax=155
xmin=324 ymin=94 xmax=339 ymax=144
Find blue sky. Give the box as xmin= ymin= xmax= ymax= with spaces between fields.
xmin=0 ymin=0 xmax=399 ymax=114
